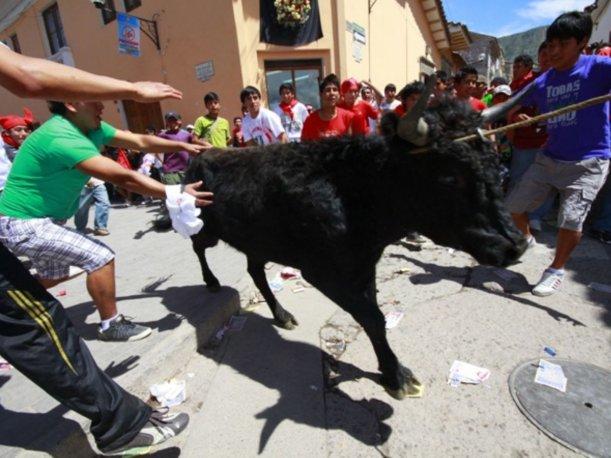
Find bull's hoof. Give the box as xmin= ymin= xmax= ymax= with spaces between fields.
xmin=385 ymin=377 xmax=424 ymax=400
xmin=274 ymin=313 xmax=299 ymax=330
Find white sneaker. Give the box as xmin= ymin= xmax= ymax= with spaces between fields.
xmin=529 ymin=219 xmax=542 ymax=233
xmin=532 ymin=269 xmax=564 ymax=296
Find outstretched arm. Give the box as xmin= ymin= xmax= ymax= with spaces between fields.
xmin=76 ymin=155 xmax=213 ymax=206
xmin=110 ymin=130 xmax=210 ymax=155
xmin=0 ymin=45 xmax=182 ymax=102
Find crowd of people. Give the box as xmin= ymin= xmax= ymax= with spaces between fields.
xmin=0 ymin=8 xmax=608 ymax=456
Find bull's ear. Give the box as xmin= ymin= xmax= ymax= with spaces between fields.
xmin=480 ymin=80 xmax=536 ymax=124
xmin=397 ymin=75 xmax=436 ymax=146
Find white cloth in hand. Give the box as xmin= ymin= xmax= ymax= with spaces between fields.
xmin=165 ymin=185 xmax=204 ymax=238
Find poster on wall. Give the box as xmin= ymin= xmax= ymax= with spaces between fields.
xmin=260 ymin=0 xmax=323 ymax=46
xmin=118 ymin=12 xmax=141 ymax=57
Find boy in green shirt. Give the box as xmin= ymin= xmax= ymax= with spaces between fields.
xmin=0 ymin=100 xmax=213 ymax=342
xmin=193 ymin=92 xmax=231 ymax=148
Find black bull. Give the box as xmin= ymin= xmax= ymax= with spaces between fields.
xmin=183 ymin=96 xmax=527 ymax=399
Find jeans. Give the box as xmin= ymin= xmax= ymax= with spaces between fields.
xmin=592 ymin=174 xmax=611 ymax=232
xmin=74 ymin=184 xmax=110 ymax=232
xmin=509 ymin=147 xmax=555 ymax=222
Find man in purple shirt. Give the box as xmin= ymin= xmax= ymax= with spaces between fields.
xmin=506 ymin=11 xmax=610 ymax=296
xmin=158 ymin=111 xmax=204 ymax=184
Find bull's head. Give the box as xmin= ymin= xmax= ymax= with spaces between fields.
xmin=383 ymin=76 xmax=531 ymax=267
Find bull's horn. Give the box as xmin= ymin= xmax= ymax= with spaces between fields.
xmin=480 ymin=80 xmax=536 ymax=125
xmin=397 ymin=74 xmax=436 ymax=147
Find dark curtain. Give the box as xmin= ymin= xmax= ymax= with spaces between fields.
xmin=260 ymin=0 xmax=323 ymax=46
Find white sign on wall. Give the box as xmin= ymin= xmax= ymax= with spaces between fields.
xmin=195 ymin=60 xmax=215 ymax=82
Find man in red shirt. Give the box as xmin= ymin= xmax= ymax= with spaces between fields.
xmin=337 ymin=77 xmax=379 ymax=135
xmin=394 ymin=80 xmax=425 ymax=117
xmin=453 ymin=66 xmax=487 ymax=112
xmin=301 ymin=74 xmax=354 ymax=141
xmin=507 ymin=47 xmax=554 ymax=232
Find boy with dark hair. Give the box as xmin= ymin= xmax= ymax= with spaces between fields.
xmin=273 ymin=82 xmax=309 ymax=142
xmin=454 ymin=66 xmax=486 ymax=111
xmin=231 ymin=116 xmax=245 ymax=147
xmin=240 ymin=85 xmax=287 ymax=145
xmin=301 ymin=73 xmax=354 ymax=141
xmin=0 ymin=101 xmax=212 ymax=339
xmin=394 ymin=81 xmax=425 ymax=117
xmin=433 ymin=70 xmax=450 ymax=100
xmin=193 ymin=91 xmax=231 ymax=148
xmin=379 ymin=83 xmax=401 ymax=112
xmin=506 ymin=11 xmax=610 ymax=296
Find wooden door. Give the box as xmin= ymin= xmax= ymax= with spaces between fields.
xmin=122 ymin=100 xmax=163 ymax=133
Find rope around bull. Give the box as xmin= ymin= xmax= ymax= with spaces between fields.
xmin=410 ymin=93 xmax=611 ymax=154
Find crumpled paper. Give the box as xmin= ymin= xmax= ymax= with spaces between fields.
xmin=165 ymin=185 xmax=204 ymax=238
xmin=149 ymin=378 xmax=186 ymax=407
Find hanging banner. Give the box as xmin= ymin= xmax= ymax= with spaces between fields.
xmin=260 ymin=0 xmax=323 ymax=46
xmin=117 ymin=12 xmax=140 ymax=57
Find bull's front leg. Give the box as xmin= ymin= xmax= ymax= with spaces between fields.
xmin=306 ymin=267 xmax=422 ymax=400
xmin=191 ymin=232 xmax=221 ymax=292
xmin=246 ymin=258 xmax=298 ymax=330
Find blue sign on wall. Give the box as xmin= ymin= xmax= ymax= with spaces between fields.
xmin=118 ymin=12 xmax=140 ymax=57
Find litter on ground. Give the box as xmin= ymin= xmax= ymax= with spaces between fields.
xmin=280 ymin=267 xmax=301 ymax=280
xmin=384 ymin=311 xmax=404 ymax=329
xmin=534 ymin=359 xmax=567 ymax=392
xmin=268 ymin=273 xmax=284 ymax=292
xmin=149 ymin=379 xmax=186 ymax=407
xmin=448 ymin=360 xmax=491 ymax=387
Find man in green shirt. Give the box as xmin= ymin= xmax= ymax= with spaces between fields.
xmin=0 ymin=100 xmax=213 ymax=342
xmin=193 ymin=92 xmax=231 ymax=147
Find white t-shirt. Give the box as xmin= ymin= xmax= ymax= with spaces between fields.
xmin=0 ymin=140 xmax=11 ymax=190
xmin=242 ymin=108 xmax=285 ymax=146
xmin=380 ymin=99 xmax=401 ymax=113
xmin=273 ymin=101 xmax=309 ymax=142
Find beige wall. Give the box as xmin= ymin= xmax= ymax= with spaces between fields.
xmin=0 ymin=0 xmax=447 ymax=129
xmin=232 ymin=0 xmax=336 ymax=106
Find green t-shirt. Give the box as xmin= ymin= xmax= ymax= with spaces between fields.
xmin=193 ymin=115 xmax=230 ymax=148
xmin=0 ymin=115 xmax=117 ymax=220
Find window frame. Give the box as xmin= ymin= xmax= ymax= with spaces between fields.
xmin=101 ymin=0 xmax=117 ymax=25
xmin=124 ymin=0 xmax=142 ymax=12
xmin=9 ymin=33 xmax=21 ymax=53
xmin=42 ymin=3 xmax=67 ymax=55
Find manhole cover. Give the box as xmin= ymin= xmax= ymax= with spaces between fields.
xmin=509 ymin=359 xmax=611 ymax=457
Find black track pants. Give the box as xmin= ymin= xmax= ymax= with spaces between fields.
xmin=0 ymin=243 xmax=151 ymax=452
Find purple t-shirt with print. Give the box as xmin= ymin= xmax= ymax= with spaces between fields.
xmin=157 ymin=129 xmax=192 ymax=173
xmin=520 ymin=55 xmax=610 ymax=161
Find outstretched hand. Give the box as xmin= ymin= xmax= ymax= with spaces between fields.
xmin=184 ymin=142 xmax=212 ymax=156
xmin=184 ymin=181 xmax=214 ymax=207
xmin=132 ymin=81 xmax=183 ymax=102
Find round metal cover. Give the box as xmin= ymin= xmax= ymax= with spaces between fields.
xmin=509 ymin=359 xmax=611 ymax=457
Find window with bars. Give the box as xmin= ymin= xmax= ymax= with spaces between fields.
xmin=42 ymin=3 xmax=67 ymax=55
xmin=9 ymin=34 xmax=21 ymax=53
xmin=101 ymin=0 xmax=117 ymax=24
xmin=124 ymin=0 xmax=142 ymax=12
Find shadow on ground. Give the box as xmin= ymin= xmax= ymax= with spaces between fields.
xmin=194 ymin=312 xmax=393 ymax=453
xmin=389 ymin=254 xmax=586 ymax=327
